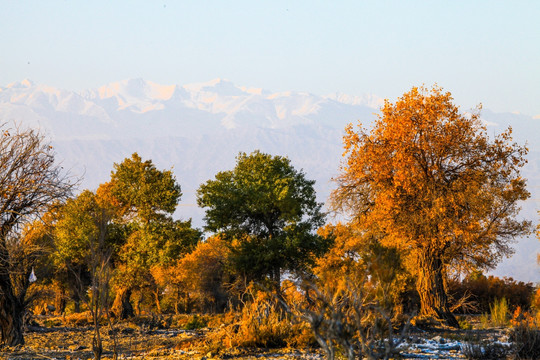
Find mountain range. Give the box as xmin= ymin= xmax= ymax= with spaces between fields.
xmin=1 ymin=78 xmax=539 ymax=282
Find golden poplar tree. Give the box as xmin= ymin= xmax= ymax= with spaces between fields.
xmin=332 ymin=86 xmax=531 ymax=327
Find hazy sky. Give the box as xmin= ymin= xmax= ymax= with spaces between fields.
xmin=2 ymin=1 xmax=539 ymax=116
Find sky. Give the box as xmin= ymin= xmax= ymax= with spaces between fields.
xmin=1 ymin=1 xmax=539 ymax=116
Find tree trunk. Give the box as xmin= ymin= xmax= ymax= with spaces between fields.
xmin=134 ymin=292 xmax=143 ymax=316
xmin=54 ymin=287 xmax=66 ymax=315
xmin=71 ymin=288 xmax=82 ymax=313
xmin=153 ymin=289 xmax=162 ymax=314
xmin=91 ymin=302 xmax=103 ymax=360
xmin=0 ymin=273 xmax=24 ymax=347
xmin=184 ymin=292 xmax=191 ymax=314
xmin=111 ymin=288 xmax=134 ymax=319
xmin=417 ymin=251 xmax=459 ymax=328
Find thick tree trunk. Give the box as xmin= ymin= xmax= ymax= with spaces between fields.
xmin=0 ymin=273 xmax=24 ymax=347
xmin=54 ymin=287 xmax=66 ymax=315
xmin=111 ymin=288 xmax=134 ymax=319
xmin=416 ymin=251 xmax=459 ymax=328
xmin=71 ymin=289 xmax=82 ymax=313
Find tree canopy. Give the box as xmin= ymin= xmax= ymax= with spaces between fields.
xmin=197 ymin=150 xmax=329 ymax=286
xmin=108 ymin=153 xmax=181 ymax=224
xmin=104 ymin=153 xmax=200 ymax=317
xmin=331 ymin=86 xmax=531 ymax=326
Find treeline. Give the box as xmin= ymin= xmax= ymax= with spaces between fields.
xmin=1 ymin=86 xmax=538 ymax=359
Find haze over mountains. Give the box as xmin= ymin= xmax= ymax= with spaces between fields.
xmin=1 ymin=78 xmax=539 ymax=282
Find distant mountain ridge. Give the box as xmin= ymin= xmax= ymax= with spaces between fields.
xmin=1 ymin=79 xmax=539 ymax=281
xmin=0 ymin=78 xmax=382 ymax=139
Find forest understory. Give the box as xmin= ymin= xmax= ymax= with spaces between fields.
xmin=0 ymin=313 xmax=514 ymax=360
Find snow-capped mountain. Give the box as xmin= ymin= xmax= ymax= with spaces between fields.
xmin=1 ymin=79 xmax=539 ymax=282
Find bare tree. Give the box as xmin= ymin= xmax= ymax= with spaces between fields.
xmin=0 ymin=122 xmax=75 ymax=347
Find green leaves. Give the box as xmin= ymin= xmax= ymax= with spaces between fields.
xmin=105 ymin=153 xmax=200 ymax=288
xmin=197 ymin=150 xmax=328 ymax=283
xmin=53 ymin=190 xmax=108 ymax=268
xmin=109 ymin=153 xmax=182 ymax=224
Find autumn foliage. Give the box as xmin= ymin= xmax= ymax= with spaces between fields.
xmin=1 ymin=86 xmax=539 ymax=356
xmin=331 ymin=86 xmax=530 ymax=327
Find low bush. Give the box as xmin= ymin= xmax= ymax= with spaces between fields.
xmin=490 ymin=297 xmax=509 ymax=327
xmin=510 ymin=324 xmax=540 ymax=359
xmin=184 ymin=314 xmax=207 ymax=330
xmin=131 ymin=313 xmax=173 ymax=331
xmin=205 ymin=289 xmax=310 ymax=353
xmin=462 ymin=342 xmax=511 ymax=360
xmin=458 ymin=316 xmax=473 ymax=330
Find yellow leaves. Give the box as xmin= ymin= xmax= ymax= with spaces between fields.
xmin=332 ymin=85 xmax=531 ymax=280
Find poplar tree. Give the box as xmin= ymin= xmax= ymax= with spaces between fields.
xmin=197 ymin=150 xmax=328 ymax=288
xmin=331 ymin=86 xmax=531 ymax=327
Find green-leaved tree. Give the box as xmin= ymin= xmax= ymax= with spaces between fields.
xmin=105 ymin=153 xmax=200 ymax=317
xmin=197 ymin=151 xmax=329 ymax=288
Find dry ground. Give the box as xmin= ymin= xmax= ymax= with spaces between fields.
xmin=0 ymin=314 xmax=324 ymax=360
xmin=0 ymin=314 xmax=509 ymax=360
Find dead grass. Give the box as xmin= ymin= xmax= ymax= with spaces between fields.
xmin=0 ymin=313 xmax=321 ymax=360
xmin=0 ymin=313 xmax=518 ymax=360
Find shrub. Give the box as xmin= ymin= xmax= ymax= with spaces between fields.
xmin=279 ymin=273 xmax=409 ymax=360
xmin=479 ymin=313 xmax=490 ymax=329
xmin=531 ymin=288 xmax=540 ymax=312
xmin=458 ymin=316 xmax=473 ymax=330
xmin=296 ymin=223 xmax=411 ymax=360
xmin=490 ymin=297 xmax=509 ymax=327
xmin=510 ymin=324 xmax=540 ymax=359
xmin=205 ymin=288 xmax=309 ymax=352
xmin=184 ymin=314 xmax=207 ymax=330
xmin=462 ymin=342 xmax=511 ymax=360
xmin=134 ymin=313 xmax=172 ymax=331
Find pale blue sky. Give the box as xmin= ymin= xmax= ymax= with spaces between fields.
xmin=2 ymin=1 xmax=539 ymax=116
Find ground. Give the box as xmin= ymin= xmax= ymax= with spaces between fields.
xmin=0 ymin=314 xmax=511 ymax=360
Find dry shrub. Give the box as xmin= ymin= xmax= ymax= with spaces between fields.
xmin=286 ymin=224 xmax=411 ymax=360
xmin=205 ymin=287 xmax=310 ymax=353
xmin=129 ymin=313 xmax=173 ymax=331
xmin=508 ymin=307 xmax=540 ymax=359
xmin=490 ymin=297 xmax=510 ymax=327
xmin=282 ymin=275 xmax=409 ymax=360
xmin=462 ymin=341 xmax=511 ymax=360
xmin=183 ymin=314 xmax=207 ymax=330
xmin=510 ymin=324 xmax=540 ymax=359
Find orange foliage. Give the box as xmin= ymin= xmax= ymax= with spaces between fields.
xmin=314 ymin=223 xmax=410 ymax=316
xmin=510 ymin=306 xmax=540 ymax=329
xmin=532 ymin=288 xmax=540 ymax=311
xmin=332 ymin=85 xmax=530 ymax=325
xmin=153 ymin=236 xmax=230 ymax=313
